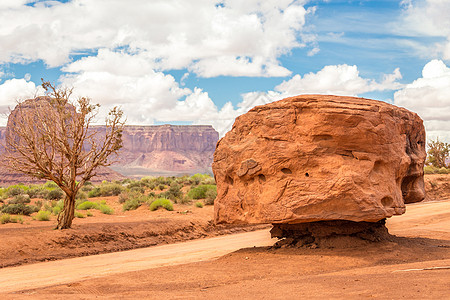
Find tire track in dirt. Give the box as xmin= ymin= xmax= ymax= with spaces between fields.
xmin=0 ymin=229 xmax=275 ymax=293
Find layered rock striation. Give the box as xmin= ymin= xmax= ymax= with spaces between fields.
xmin=109 ymin=124 xmax=219 ymax=177
xmin=213 ymin=95 xmax=426 ymax=226
xmin=0 ymin=124 xmax=218 ymax=185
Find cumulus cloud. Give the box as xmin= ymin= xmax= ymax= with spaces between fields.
xmin=394 ymin=59 xmax=450 ymax=142
xmin=0 ymin=0 xmax=314 ymax=76
xmin=0 ymin=78 xmax=44 ymax=124
xmin=275 ymin=64 xmax=402 ymax=96
xmin=397 ymin=0 xmax=450 ymax=60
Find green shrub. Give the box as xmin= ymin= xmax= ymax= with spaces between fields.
xmin=1 ymin=203 xmax=38 ymax=215
xmin=74 ymin=211 xmax=86 ymax=218
xmin=149 ymin=198 xmax=173 ymax=211
xmin=77 ymin=201 xmax=99 ymax=210
xmin=118 ymin=193 xmax=128 ymax=204
xmin=99 ymin=204 xmax=114 ymax=215
xmin=35 ymin=200 xmax=43 ymax=210
xmin=7 ymin=186 xmax=27 ymax=197
xmin=438 ymin=167 xmax=450 ymax=174
xmin=128 ymin=186 xmax=145 ymax=194
xmin=424 ymin=165 xmax=450 ymax=174
xmin=0 ymin=213 xmax=11 ymax=224
xmin=121 ymin=191 xmax=148 ymax=211
xmin=44 ymin=181 xmax=58 ymax=189
xmin=189 ymin=173 xmax=214 ymax=185
xmin=8 ymin=194 xmax=31 ymax=205
xmin=87 ymin=187 xmax=101 ymax=198
xmin=86 ymin=211 xmax=93 ymax=217
xmin=46 ymin=189 xmax=64 ymax=200
xmin=204 ymin=188 xmax=217 ymax=205
xmin=26 ymin=187 xmax=45 ymax=199
xmin=75 ymin=191 xmax=88 ymax=201
xmin=52 ymin=206 xmax=62 ymax=215
xmin=99 ymin=183 xmax=124 ymax=196
xmin=195 ymin=201 xmax=204 ymax=208
xmin=36 ymin=210 xmax=51 ymax=221
xmin=163 ymin=182 xmax=183 ymax=201
xmin=187 ymin=185 xmax=217 ymax=200
xmin=122 ymin=198 xmax=142 ymax=211
xmin=0 ymin=213 xmax=24 ymax=224
xmin=176 ymin=196 xmax=192 ymax=205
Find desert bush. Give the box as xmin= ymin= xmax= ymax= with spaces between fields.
xmin=87 ymin=187 xmax=101 ymax=198
xmin=128 ymin=186 xmax=145 ymax=194
xmin=118 ymin=193 xmax=128 ymax=204
xmin=74 ymin=211 xmax=86 ymax=218
xmin=160 ymin=182 xmax=183 ymax=201
xmin=1 ymin=203 xmax=38 ymax=215
xmin=424 ymin=165 xmax=450 ymax=174
xmin=188 ymin=184 xmax=217 ymax=200
xmin=195 ymin=201 xmax=203 ymax=208
xmin=44 ymin=181 xmax=58 ymax=189
xmin=36 ymin=210 xmax=51 ymax=221
xmin=189 ymin=173 xmax=214 ymax=185
xmin=77 ymin=201 xmax=99 ymax=210
xmin=204 ymin=188 xmax=217 ymax=205
xmin=99 ymin=204 xmax=114 ymax=215
xmin=86 ymin=211 xmax=93 ymax=217
xmin=6 ymin=185 xmax=28 ymax=197
xmin=26 ymin=187 xmax=45 ymax=199
xmin=0 ymin=213 xmax=11 ymax=224
xmin=149 ymin=198 xmax=173 ymax=211
xmin=122 ymin=192 xmax=148 ymax=211
xmin=35 ymin=200 xmax=43 ymax=210
xmin=81 ymin=183 xmax=95 ymax=193
xmin=99 ymin=182 xmax=124 ymax=196
xmin=45 ymin=188 xmax=64 ymax=200
xmin=127 ymin=180 xmax=146 ymax=189
xmin=8 ymin=194 xmax=31 ymax=205
xmin=52 ymin=206 xmax=62 ymax=215
xmin=75 ymin=191 xmax=88 ymax=201
xmin=176 ymin=195 xmax=192 ymax=205
xmin=158 ymin=184 xmax=166 ymax=191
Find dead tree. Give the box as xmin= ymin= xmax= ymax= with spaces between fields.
xmin=4 ymin=81 xmax=125 ymax=229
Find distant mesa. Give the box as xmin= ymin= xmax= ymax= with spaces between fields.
xmin=0 ymin=97 xmax=219 ymax=185
xmin=213 ymin=95 xmax=426 ymax=246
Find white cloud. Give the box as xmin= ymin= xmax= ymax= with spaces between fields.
xmin=394 ymin=60 xmax=450 ymax=142
xmin=0 ymin=0 xmax=315 ymax=76
xmin=0 ymin=78 xmax=44 ymax=124
xmin=275 ymin=64 xmax=402 ymax=96
xmin=397 ymin=0 xmax=450 ymax=60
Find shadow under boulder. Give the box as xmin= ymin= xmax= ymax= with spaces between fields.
xmin=270 ymin=219 xmax=392 ymax=249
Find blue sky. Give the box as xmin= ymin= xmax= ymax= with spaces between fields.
xmin=0 ymin=0 xmax=449 ymax=140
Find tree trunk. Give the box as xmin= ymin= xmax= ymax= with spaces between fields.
xmin=56 ymin=194 xmax=76 ymax=229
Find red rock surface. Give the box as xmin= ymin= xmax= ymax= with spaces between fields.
xmin=213 ymin=95 xmax=426 ymax=225
xmin=109 ymin=125 xmax=218 ymax=177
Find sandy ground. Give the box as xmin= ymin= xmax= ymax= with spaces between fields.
xmin=0 ymin=201 xmax=265 ymax=268
xmin=1 ymin=198 xmax=449 ymax=299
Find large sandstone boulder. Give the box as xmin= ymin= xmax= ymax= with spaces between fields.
xmin=213 ymin=95 xmax=426 ymax=225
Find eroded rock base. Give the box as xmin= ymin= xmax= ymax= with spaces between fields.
xmin=270 ymin=219 xmax=392 ymax=249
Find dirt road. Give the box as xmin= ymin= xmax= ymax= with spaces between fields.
xmin=0 ymin=229 xmax=275 ymax=293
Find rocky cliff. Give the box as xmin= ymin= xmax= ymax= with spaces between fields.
xmin=0 ymin=124 xmax=218 ymax=185
xmin=108 ymin=124 xmax=219 ymax=177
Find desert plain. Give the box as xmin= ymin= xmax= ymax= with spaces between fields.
xmin=0 ymin=174 xmax=448 ymax=299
